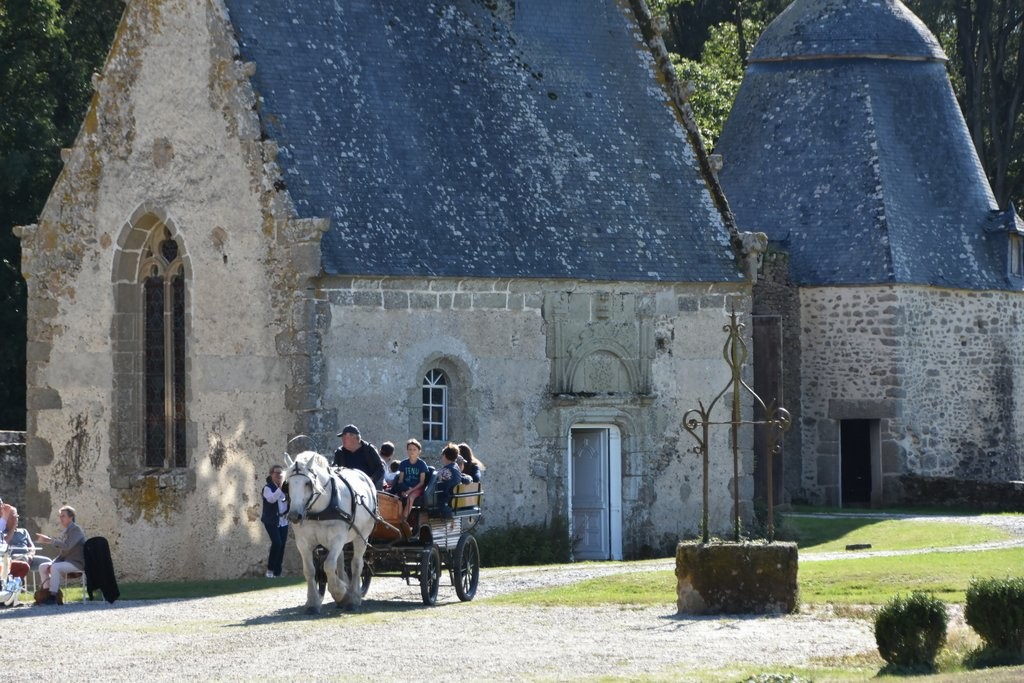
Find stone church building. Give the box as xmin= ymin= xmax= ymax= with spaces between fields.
xmin=16 ymin=0 xmax=1023 ymax=582
xmin=17 ymin=0 xmax=755 ymax=581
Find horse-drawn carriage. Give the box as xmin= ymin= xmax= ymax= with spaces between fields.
xmin=334 ymin=477 xmax=483 ymax=606
xmin=283 ymin=445 xmax=483 ymax=613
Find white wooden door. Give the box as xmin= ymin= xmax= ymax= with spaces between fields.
xmin=571 ymin=428 xmax=610 ymax=560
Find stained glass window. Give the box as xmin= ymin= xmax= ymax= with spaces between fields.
xmin=142 ymin=234 xmax=186 ymax=468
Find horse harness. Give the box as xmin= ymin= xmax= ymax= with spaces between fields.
xmin=288 ymin=462 xmax=383 ymax=544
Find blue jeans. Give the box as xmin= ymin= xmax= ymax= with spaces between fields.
xmin=262 ymin=521 xmax=289 ymax=576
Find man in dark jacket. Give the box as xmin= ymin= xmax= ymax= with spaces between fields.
xmin=332 ymin=424 xmax=385 ymax=490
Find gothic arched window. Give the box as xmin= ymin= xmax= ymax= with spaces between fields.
xmin=422 ymin=369 xmax=448 ymax=441
xmin=140 ymin=229 xmax=187 ymax=467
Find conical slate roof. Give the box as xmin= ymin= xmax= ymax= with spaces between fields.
xmin=717 ymin=0 xmax=1009 ymax=289
xmin=222 ymin=0 xmax=741 ymax=283
xmin=750 ymin=0 xmax=945 ymax=62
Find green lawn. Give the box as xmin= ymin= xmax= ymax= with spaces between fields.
xmin=483 ymin=546 xmax=1024 ymax=607
xmin=787 ymin=515 xmax=1010 ymax=552
xmin=488 ymin=513 xmax=1024 ymax=606
xmin=799 ymin=547 xmax=1024 ymax=603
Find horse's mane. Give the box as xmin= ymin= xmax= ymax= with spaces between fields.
xmin=292 ymin=450 xmax=331 ymax=474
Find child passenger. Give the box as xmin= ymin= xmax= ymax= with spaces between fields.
xmin=437 ymin=443 xmax=471 ymax=518
xmin=393 ymin=439 xmax=429 ymax=519
xmin=380 ymin=441 xmax=398 ymax=489
xmin=385 ymin=460 xmax=400 ymax=489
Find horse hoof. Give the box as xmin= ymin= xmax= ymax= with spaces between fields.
xmin=305 ymin=606 xmax=320 ymax=615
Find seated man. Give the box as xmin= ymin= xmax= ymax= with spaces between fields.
xmin=36 ymin=505 xmax=85 ymax=605
xmin=436 ymin=443 xmax=471 ymax=518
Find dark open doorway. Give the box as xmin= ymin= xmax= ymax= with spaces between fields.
xmin=840 ymin=419 xmax=872 ymax=505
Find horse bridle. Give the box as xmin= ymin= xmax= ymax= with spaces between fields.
xmin=287 ymin=461 xmax=327 ymax=517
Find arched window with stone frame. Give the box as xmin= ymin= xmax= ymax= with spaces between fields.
xmin=422 ymin=368 xmax=448 ymax=442
xmin=140 ymin=230 xmax=187 ymax=467
xmin=413 ymin=356 xmax=474 ymax=446
xmin=111 ymin=208 xmax=192 ymax=483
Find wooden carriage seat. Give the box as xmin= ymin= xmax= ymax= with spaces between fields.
xmin=451 ymin=482 xmax=482 ymax=512
xmin=372 ymin=491 xmax=405 ymax=542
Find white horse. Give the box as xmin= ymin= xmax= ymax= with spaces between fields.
xmin=284 ymin=451 xmax=378 ymax=614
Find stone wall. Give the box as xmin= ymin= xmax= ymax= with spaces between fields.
xmin=897 ymin=288 xmax=1024 ymax=483
xmin=0 ymin=431 xmax=26 ymax=512
xmin=315 ymin=276 xmax=753 ymax=557
xmin=898 ymin=475 xmax=1024 ymax=511
xmin=799 ymin=285 xmax=1024 ymax=505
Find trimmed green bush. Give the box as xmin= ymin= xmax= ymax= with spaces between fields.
xmin=965 ymin=576 xmax=1024 ymax=653
xmin=874 ymin=591 xmax=948 ymax=670
xmin=476 ymin=517 xmax=572 ymax=567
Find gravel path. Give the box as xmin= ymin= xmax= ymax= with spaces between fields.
xmin=1 ymin=513 xmax=1021 ymax=682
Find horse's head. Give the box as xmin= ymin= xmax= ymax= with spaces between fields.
xmin=283 ymin=451 xmax=330 ymax=523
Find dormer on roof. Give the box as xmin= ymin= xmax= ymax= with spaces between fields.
xmin=985 ymin=206 xmax=1024 ymax=284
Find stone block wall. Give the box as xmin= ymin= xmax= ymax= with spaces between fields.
xmin=897 ymin=288 xmax=1024 ymax=483
xmin=798 ymin=285 xmax=1024 ymax=505
xmin=898 ymin=475 xmax=1024 ymax=511
xmin=0 ymin=431 xmax=26 ymax=512
xmin=798 ymin=286 xmax=903 ymax=504
xmin=316 ymin=275 xmax=752 ymax=556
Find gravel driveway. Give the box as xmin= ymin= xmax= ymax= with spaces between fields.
xmin=2 ymin=513 xmax=1022 ymax=682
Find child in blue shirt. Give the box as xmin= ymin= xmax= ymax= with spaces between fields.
xmin=437 ymin=443 xmax=471 ymax=517
xmin=393 ymin=438 xmax=430 ymax=518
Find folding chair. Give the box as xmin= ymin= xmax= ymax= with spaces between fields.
xmin=64 ymin=570 xmax=88 ymax=604
xmin=9 ymin=561 xmax=31 ymax=602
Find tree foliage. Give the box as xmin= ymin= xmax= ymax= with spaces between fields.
xmin=0 ymin=0 xmax=122 ymax=429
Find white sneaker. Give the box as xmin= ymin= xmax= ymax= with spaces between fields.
xmin=265 ymin=571 xmax=274 ymax=578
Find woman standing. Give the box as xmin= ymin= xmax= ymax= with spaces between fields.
xmin=261 ymin=465 xmax=288 ymax=578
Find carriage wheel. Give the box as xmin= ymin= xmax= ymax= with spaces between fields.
xmin=314 ymin=545 xmax=328 ymax=598
xmin=343 ymin=558 xmax=373 ymax=598
xmin=419 ymin=544 xmax=441 ymax=606
xmin=453 ymin=534 xmax=480 ymax=602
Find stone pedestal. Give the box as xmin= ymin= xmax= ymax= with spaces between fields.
xmin=676 ymin=541 xmax=798 ymax=614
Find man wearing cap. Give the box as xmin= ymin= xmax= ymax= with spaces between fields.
xmin=333 ymin=425 xmax=386 ymax=490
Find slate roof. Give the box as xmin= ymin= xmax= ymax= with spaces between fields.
xmin=750 ymin=0 xmax=944 ymax=62
xmin=222 ymin=0 xmax=741 ymax=283
xmin=717 ymin=0 xmax=1009 ymax=289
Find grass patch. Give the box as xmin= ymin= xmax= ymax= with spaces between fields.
xmin=788 ymin=516 xmax=1010 ymax=552
xmin=800 ymin=548 xmax=1024 ymax=604
xmin=486 ymin=547 xmax=1024 ymax=608
xmin=486 ymin=571 xmax=672 ymax=606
